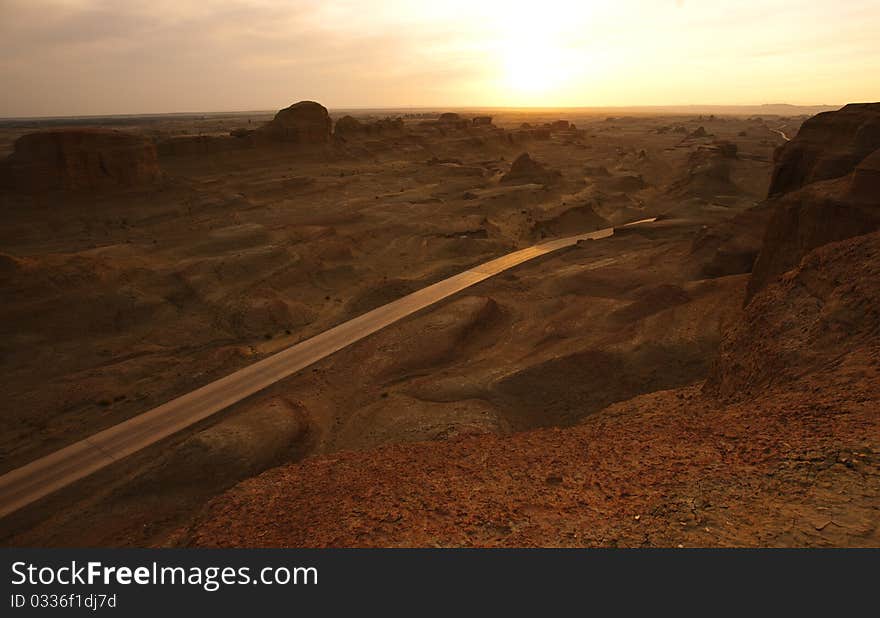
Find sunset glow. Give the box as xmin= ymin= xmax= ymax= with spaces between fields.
xmin=0 ymin=0 xmax=878 ymax=116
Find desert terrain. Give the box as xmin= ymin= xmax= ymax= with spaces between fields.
xmin=0 ymin=101 xmax=877 ymax=547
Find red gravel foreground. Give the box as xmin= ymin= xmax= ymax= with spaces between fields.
xmin=183 ymin=372 xmax=878 ymax=548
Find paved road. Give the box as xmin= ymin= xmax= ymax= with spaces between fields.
xmin=0 ymin=218 xmax=655 ymax=519
xmin=771 ymin=126 xmax=792 ymax=142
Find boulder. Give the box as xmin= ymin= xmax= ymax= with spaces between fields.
xmin=500 ymin=153 xmax=562 ymax=186
xmin=767 ymin=102 xmax=880 ymax=197
xmin=1 ymin=129 xmax=161 ymax=192
xmin=261 ymin=100 xmax=332 ymax=144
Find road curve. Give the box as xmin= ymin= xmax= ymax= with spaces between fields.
xmin=0 ymin=218 xmax=656 ymax=519
xmin=770 ymin=126 xmax=791 ymax=142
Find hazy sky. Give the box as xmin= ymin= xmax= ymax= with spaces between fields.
xmin=1 ymin=0 xmax=878 ymax=117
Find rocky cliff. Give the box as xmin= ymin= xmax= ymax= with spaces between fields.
xmin=1 ymin=129 xmax=162 ymax=192
xmin=748 ymin=103 xmax=880 ymax=299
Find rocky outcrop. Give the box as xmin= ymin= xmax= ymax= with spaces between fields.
xmin=531 ymin=204 xmax=610 ymax=239
xmin=850 ymin=148 xmax=880 ymax=200
xmin=512 ymin=128 xmax=551 ymax=142
xmin=0 ymin=129 xmax=161 ymax=192
xmin=767 ymin=103 xmax=880 ymax=197
xmin=260 ymin=101 xmax=332 ymax=144
xmin=747 ymin=103 xmax=880 ymax=300
xmin=666 ymin=147 xmax=738 ymax=199
xmin=689 ymin=204 xmax=772 ymax=279
xmin=472 ymin=116 xmax=493 ymax=126
xmin=707 ymin=230 xmax=880 ymax=400
xmin=334 ymin=115 xmax=404 ymax=138
xmin=746 ymin=176 xmax=880 ymax=299
xmin=500 ymin=153 xmax=561 ymax=186
xmin=333 ymin=115 xmax=363 ymax=137
xmin=429 ymin=112 xmax=468 ymax=130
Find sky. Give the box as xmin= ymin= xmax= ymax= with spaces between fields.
xmin=1 ymin=0 xmax=878 ymax=117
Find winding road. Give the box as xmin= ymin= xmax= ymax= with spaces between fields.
xmin=770 ymin=126 xmax=791 ymax=142
xmin=0 ymin=218 xmax=655 ymax=519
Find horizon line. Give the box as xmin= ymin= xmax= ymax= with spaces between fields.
xmin=0 ymin=102 xmax=848 ymax=122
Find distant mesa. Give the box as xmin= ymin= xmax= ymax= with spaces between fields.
xmin=333 ymin=115 xmax=363 ymax=137
xmin=472 ymin=116 xmax=493 ymax=126
xmin=501 ymin=153 xmax=562 ymax=186
xmin=428 ymin=112 xmax=469 ymax=130
xmin=261 ymin=100 xmax=332 ymax=144
xmin=157 ymin=100 xmax=333 ymax=156
xmin=767 ymin=102 xmax=880 ymax=197
xmin=333 ymin=115 xmax=404 ymax=138
xmin=0 ymin=129 xmax=161 ymax=192
xmin=515 ymin=127 xmax=552 ymax=141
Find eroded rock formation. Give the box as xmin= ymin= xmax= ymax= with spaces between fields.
xmin=748 ymin=103 xmax=880 ymax=299
xmin=1 ymin=129 xmax=161 ymax=192
xmin=334 ymin=115 xmax=404 ymax=138
xmin=767 ymin=102 xmax=880 ymax=197
xmin=500 ymin=153 xmax=562 ymax=186
xmin=261 ymin=101 xmax=332 ymax=144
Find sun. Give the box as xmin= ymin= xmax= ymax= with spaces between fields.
xmin=493 ymin=5 xmax=583 ymax=102
xmin=503 ymin=41 xmax=569 ymax=95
